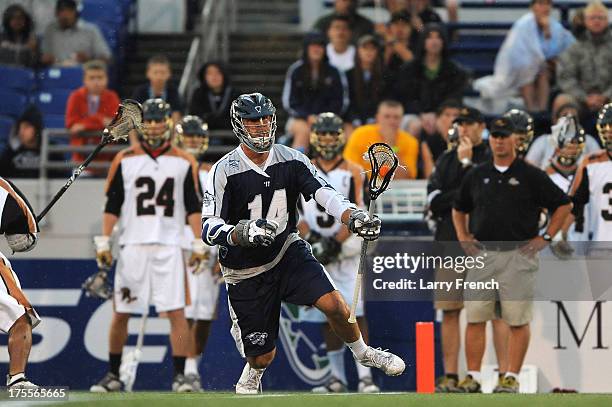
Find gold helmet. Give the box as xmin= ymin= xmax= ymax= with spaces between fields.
xmin=310 ymin=113 xmax=345 ymax=160
xmin=175 ymin=115 xmax=209 ymax=157
xmin=503 ymin=109 xmax=534 ymax=156
xmin=596 ymin=103 xmax=612 ymax=154
xmin=141 ymin=98 xmax=172 ymax=149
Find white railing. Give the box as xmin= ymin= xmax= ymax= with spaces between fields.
xmin=178 ymin=0 xmax=237 ymax=106
xmin=374 ymin=180 xmax=428 ymax=222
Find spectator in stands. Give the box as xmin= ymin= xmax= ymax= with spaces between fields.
xmin=557 ymin=2 xmax=612 ymax=116
xmin=41 ymin=0 xmax=111 ymax=66
xmin=346 ymin=35 xmax=385 ymax=130
xmin=282 ymin=32 xmax=347 ymax=152
xmin=0 ymin=4 xmax=37 ymax=67
xmin=473 ymin=0 xmax=574 ymax=112
xmin=419 ymin=99 xmax=461 ymax=178
xmin=188 ymin=61 xmax=239 ymax=132
xmin=0 ymin=105 xmax=43 ymax=177
xmin=65 ymin=59 xmax=120 ymax=164
xmin=406 ymin=0 xmax=444 ymax=32
xmin=132 ymin=54 xmax=183 ymax=122
xmin=525 ymin=98 xmax=601 ymax=168
xmin=313 ymin=0 xmax=374 ymax=42
xmin=326 ymin=15 xmax=355 ymax=73
xmin=395 ymin=23 xmax=467 ymax=136
xmin=344 ymin=100 xmax=419 ymax=179
xmin=383 ymin=11 xmax=415 ymax=86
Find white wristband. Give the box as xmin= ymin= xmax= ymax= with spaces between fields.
xmin=93 ymin=235 xmax=111 ymax=252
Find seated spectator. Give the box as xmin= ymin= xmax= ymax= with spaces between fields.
xmin=382 ymin=11 xmax=416 ymax=90
xmin=344 ymin=100 xmax=419 ymax=179
xmin=188 ymin=61 xmax=240 ymax=132
xmin=132 ymin=54 xmax=183 ymax=122
xmin=419 ymin=99 xmax=461 ymax=178
xmin=41 ymin=0 xmax=111 ymax=66
xmin=474 ymin=0 xmax=574 ymax=112
xmin=65 ymin=60 xmax=120 ymax=165
xmin=314 ymin=0 xmax=374 ymax=42
xmin=282 ymin=32 xmax=347 ymax=152
xmin=346 ymin=35 xmax=385 ymax=130
xmin=0 ymin=4 xmax=37 ymax=67
xmin=557 ymin=2 xmax=612 ymax=116
xmin=0 ymin=106 xmax=43 ymax=177
xmin=406 ymin=0 xmax=443 ymax=32
xmin=326 ymin=15 xmax=355 ymax=73
xmin=395 ymin=23 xmax=467 ymax=135
xmin=525 ymin=98 xmax=601 ymax=168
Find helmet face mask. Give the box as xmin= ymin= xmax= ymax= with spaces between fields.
xmin=175 ymin=115 xmax=209 ymax=157
xmin=141 ymin=99 xmax=172 ymax=149
xmin=310 ymin=112 xmax=345 ymax=160
xmin=503 ymin=109 xmax=534 ymax=155
xmin=231 ymin=93 xmax=277 ymax=153
xmin=596 ymin=103 xmax=612 ymax=153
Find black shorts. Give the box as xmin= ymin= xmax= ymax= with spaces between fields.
xmin=227 ymin=240 xmax=336 ymax=357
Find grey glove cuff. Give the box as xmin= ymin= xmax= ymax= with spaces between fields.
xmin=235 ymin=219 xmax=256 ymax=248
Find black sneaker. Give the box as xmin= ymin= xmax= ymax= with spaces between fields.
xmin=90 ymin=372 xmax=124 ymax=392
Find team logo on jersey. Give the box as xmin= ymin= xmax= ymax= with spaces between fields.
xmin=228 ymin=159 xmax=240 ymax=170
xmin=484 ymin=178 xmax=490 ymax=184
xmin=246 ymin=332 xmax=268 ymax=346
xmin=508 ymin=177 xmax=520 ymax=186
xmin=120 ymin=288 xmax=137 ymax=303
xmin=202 ymin=192 xmax=216 ymax=208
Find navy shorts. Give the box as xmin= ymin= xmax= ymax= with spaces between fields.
xmin=227 ymin=240 xmax=336 ymax=357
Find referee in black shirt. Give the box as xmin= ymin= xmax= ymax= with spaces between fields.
xmin=452 ymin=117 xmax=572 ymax=393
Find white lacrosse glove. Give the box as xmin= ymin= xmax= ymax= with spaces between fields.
xmin=234 ymin=219 xmax=280 ymax=247
xmin=82 ymin=270 xmax=112 ymax=300
xmin=5 ymin=233 xmax=37 ymax=253
xmin=189 ymin=238 xmax=210 ymax=274
xmin=94 ymin=235 xmax=113 ymax=270
xmin=348 ymin=209 xmax=381 ymax=241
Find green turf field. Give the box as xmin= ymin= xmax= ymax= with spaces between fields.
xmin=46 ymin=392 xmax=612 ymax=407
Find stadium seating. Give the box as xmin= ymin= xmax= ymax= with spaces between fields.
xmin=34 ymin=90 xmax=73 ymax=116
xmin=0 ymin=90 xmax=29 ymax=118
xmin=0 ymin=66 xmax=36 ymax=94
xmin=38 ymin=67 xmax=84 ymax=91
xmin=0 ymin=115 xmax=14 ymax=142
xmin=43 ymin=114 xmax=67 ymax=130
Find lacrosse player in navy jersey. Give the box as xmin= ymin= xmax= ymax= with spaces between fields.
xmin=174 ymin=115 xmax=220 ymax=391
xmin=201 ymin=93 xmax=405 ymax=394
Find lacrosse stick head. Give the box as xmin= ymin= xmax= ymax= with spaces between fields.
xmin=103 ymin=99 xmax=143 ymax=143
xmin=367 ymin=142 xmax=399 ymax=200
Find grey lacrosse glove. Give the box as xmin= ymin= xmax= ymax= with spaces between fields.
xmin=82 ymin=270 xmax=112 ymax=300
xmin=310 ymin=236 xmax=342 ymax=265
xmin=234 ymin=219 xmax=280 ymax=247
xmin=348 ymin=209 xmax=381 ymax=241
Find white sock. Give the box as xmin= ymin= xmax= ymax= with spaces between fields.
xmin=185 ymin=356 xmax=201 ymax=376
xmin=355 ymin=359 xmax=372 ymax=380
xmin=327 ymin=348 xmax=347 ymax=384
xmin=505 ymin=372 xmax=519 ymax=380
xmin=346 ymin=336 xmax=368 ymax=359
xmin=467 ymin=370 xmax=481 ymax=382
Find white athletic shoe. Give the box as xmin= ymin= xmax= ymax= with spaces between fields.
xmin=311 ymin=376 xmax=347 ymax=393
xmin=235 ymin=363 xmax=264 ymax=394
xmin=7 ymin=373 xmax=38 ymax=389
xmin=90 ymin=372 xmax=123 ymax=392
xmin=185 ymin=373 xmax=202 ymax=392
xmin=172 ymin=374 xmax=195 ymax=392
xmin=358 ymin=376 xmax=380 ymax=393
xmin=354 ymin=347 xmax=405 ymax=376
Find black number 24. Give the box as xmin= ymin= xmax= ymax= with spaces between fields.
xmin=136 ymin=177 xmax=175 ymax=217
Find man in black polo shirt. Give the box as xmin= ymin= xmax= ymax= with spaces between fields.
xmin=452 ymin=117 xmax=572 ymax=393
xmin=427 ymin=106 xmax=507 ymax=392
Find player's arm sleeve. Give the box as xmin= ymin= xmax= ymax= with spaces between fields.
xmin=453 ymin=168 xmax=475 ymax=213
xmin=570 ymin=165 xmax=590 ymax=220
xmin=104 ymin=158 xmax=124 ymax=216
xmin=183 ymin=163 xmax=201 ymax=215
xmin=201 ymin=162 xmax=234 ymax=246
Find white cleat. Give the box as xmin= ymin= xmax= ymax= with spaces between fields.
xmin=354 ymin=347 xmax=405 ymax=376
xmin=235 ymin=363 xmax=264 ymax=394
xmin=7 ymin=373 xmax=38 ymax=389
xmin=172 ymin=374 xmax=195 ymax=392
xmin=358 ymin=376 xmax=380 ymax=393
xmin=90 ymin=372 xmax=123 ymax=392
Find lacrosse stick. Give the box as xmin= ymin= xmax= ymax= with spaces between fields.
xmin=36 ymin=99 xmax=143 ymax=222
xmin=348 ymin=143 xmax=399 ymax=323
xmin=120 ymin=309 xmax=148 ymax=392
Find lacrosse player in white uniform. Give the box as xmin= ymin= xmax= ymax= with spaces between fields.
xmin=0 ymin=178 xmax=41 ymax=389
xmin=90 ymin=99 xmax=208 ymax=393
xmin=297 ymin=113 xmax=379 ymax=393
xmin=174 ymin=115 xmax=221 ymax=391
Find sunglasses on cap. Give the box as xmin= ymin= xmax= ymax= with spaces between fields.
xmin=490 ymin=132 xmax=512 ymax=139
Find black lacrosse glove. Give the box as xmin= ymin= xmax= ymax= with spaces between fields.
xmin=348 ymin=209 xmax=381 ymax=241
xmin=304 ymin=230 xmax=323 ymax=244
xmin=82 ymin=270 xmax=112 ymax=300
xmin=310 ymin=236 xmax=342 ymax=265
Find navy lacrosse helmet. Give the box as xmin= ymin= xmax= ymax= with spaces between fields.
xmin=230 ymin=93 xmax=277 ymax=153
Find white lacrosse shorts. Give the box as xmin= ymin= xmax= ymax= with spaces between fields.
xmin=114 ymin=244 xmax=188 ymax=314
xmin=184 ymin=251 xmax=221 ymax=321
xmin=0 ymin=251 xmax=41 ymax=333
